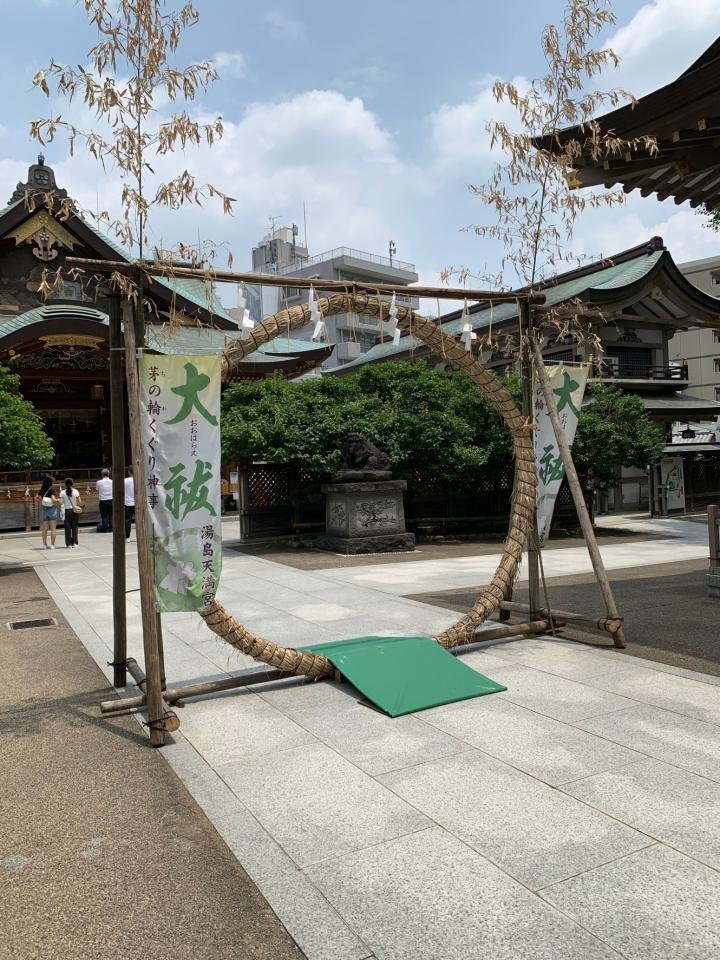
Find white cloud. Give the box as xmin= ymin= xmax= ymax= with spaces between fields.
xmin=262 ymin=10 xmax=305 ymax=40
xmin=573 ymin=194 xmax=720 ymax=266
xmin=4 ymin=87 xmax=411 ymax=269
xmin=427 ymin=76 xmax=528 ymax=177
xmin=212 ymin=51 xmax=247 ymax=80
xmin=608 ymin=0 xmax=720 ymax=96
xmin=330 ymin=64 xmax=393 ymax=99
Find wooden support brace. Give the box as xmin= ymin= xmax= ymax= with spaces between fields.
xmin=530 ymin=335 xmax=627 ymax=649
xmin=124 ymin=658 xmax=180 ymax=732
xmin=99 ymin=619 xmax=554 ymax=717
xmin=499 ymin=600 xmax=623 ymax=636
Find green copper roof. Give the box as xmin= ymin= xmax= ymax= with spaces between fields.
xmin=0 ymin=304 xmax=107 ymax=336
xmin=334 ymin=248 xmax=668 ymax=373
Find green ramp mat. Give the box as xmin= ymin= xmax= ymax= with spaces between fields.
xmin=299 ymin=635 xmax=506 ymax=717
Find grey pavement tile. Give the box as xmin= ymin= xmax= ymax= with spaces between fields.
xmin=561 ymin=757 xmax=720 ymax=871
xmin=306 ymin=826 xmax=622 ymax=960
xmin=421 ymin=696 xmax=643 ymax=785
xmin=575 ymin=703 xmax=720 ymax=783
xmin=177 ymin=688 xmax=317 ymax=765
xmin=486 ymin=646 xmax=635 ymax=682
xmin=291 ymin=700 xmax=471 ymax=776
xmin=225 ymin=613 xmax=341 ymax=645
xmin=165 ymin=738 xmax=370 ymax=960
xmin=379 ymin=749 xmax=649 ymax=889
xmin=473 ymin=635 xmax=595 ymax=659
xmin=257 ymin=676 xmax=371 ymax=719
xmin=270 ymin=600 xmax=359 ymax=623
xmin=584 ymin=665 xmax=720 ymax=725
xmin=488 ymin=662 xmax=636 ymax=723
xmin=217 ymin=741 xmax=431 ymax=868
xmin=541 ymin=843 xmax=720 ymax=960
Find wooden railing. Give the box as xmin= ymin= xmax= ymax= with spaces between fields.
xmin=593 ymin=362 xmax=689 ymax=381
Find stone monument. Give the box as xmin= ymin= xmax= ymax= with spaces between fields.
xmin=318 ymin=433 xmax=415 ymax=554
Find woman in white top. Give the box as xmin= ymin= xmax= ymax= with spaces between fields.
xmin=61 ymin=477 xmax=82 ymax=548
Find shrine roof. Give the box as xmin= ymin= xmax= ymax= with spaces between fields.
xmin=330 ymin=238 xmax=720 ymax=375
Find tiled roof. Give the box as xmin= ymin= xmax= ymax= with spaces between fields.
xmin=333 ymin=249 xmax=667 ymax=374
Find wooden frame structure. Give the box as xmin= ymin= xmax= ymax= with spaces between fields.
xmin=67 ymin=257 xmax=627 ymax=746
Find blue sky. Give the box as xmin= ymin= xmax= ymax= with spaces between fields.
xmin=2 ymin=0 xmax=720 ymax=296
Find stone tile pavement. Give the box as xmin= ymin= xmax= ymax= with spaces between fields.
xmin=2 ymin=514 xmax=719 ymax=959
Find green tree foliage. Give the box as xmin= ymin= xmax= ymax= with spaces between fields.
xmin=222 ymin=364 xmax=664 ymax=499
xmin=0 ymin=365 xmax=54 ymax=469
xmin=221 ymin=361 xmax=520 ymax=493
xmin=703 ymin=205 xmax=720 ymax=232
xmin=573 ymin=384 xmax=665 ymax=489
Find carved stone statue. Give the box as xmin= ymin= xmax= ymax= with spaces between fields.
xmin=320 ymin=431 xmax=414 ymax=554
xmin=334 ymin=431 xmax=392 ymax=482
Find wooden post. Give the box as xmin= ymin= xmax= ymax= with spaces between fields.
xmin=123 ymin=300 xmax=166 ymax=746
xmin=520 ymin=302 xmax=542 ymax=617
xmin=709 ymin=504 xmax=719 ymax=562
xmin=530 ymin=334 xmax=626 ymax=648
xmin=156 ymin=609 xmax=166 ymax=689
xmin=109 ymin=295 xmax=127 ymax=688
xmin=238 ymin=463 xmax=250 ymax=541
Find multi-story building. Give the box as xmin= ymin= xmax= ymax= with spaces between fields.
xmin=669 ymin=255 xmax=720 ymax=404
xmin=245 ymin=227 xmax=419 ymax=370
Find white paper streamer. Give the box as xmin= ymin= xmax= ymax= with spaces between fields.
xmin=237 ymin=288 xmax=253 ymax=329
xmin=459 ymin=300 xmax=476 ymax=351
xmin=309 ymin=286 xmax=326 ymax=341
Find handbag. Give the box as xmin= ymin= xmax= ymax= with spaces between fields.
xmin=41 ymin=495 xmax=53 ymax=507
xmin=73 ymin=494 xmax=84 ymax=515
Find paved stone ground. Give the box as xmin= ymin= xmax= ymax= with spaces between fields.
xmin=2 ymin=512 xmax=719 ymax=959
xmin=234 ymin=527 xmax=663 ymax=571
xmin=410 ymin=557 xmax=720 ymax=676
xmin=0 ymin=568 xmax=304 ymax=960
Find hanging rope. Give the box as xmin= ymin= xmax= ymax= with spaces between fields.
xmin=203 ymin=293 xmax=536 ymax=669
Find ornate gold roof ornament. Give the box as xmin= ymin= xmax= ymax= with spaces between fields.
xmin=5 ymin=210 xmax=78 ymax=262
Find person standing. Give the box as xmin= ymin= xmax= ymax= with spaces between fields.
xmin=61 ymin=477 xmax=82 ymax=548
xmin=96 ymin=468 xmax=113 ymax=531
xmin=41 ymin=483 xmax=62 ymax=550
xmin=124 ymin=466 xmax=135 ymax=540
xmin=36 ymin=474 xmax=54 ymax=549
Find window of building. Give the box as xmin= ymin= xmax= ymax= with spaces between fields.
xmin=714 ymin=358 xmax=720 ymax=374
xmin=606 ymin=347 xmax=652 ymax=377
xmin=716 ymin=387 xmax=720 ymax=402
xmin=53 ymin=280 xmax=86 ymax=301
xmin=714 ymin=331 xmax=720 ymax=344
xmin=545 ymin=348 xmax=575 ymax=364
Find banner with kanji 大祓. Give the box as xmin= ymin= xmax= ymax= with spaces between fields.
xmin=534 ymin=364 xmax=589 ymax=545
xmin=139 ymin=355 xmax=222 ymax=612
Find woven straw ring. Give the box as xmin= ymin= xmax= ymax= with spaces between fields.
xmin=200 ymin=293 xmax=536 ymax=677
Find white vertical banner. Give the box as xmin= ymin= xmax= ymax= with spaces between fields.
xmin=139 ymin=355 xmax=223 ymax=612
xmin=534 ymin=364 xmax=589 ymax=545
xmin=660 ymin=456 xmax=686 ymax=511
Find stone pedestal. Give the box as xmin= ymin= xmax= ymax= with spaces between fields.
xmin=318 ymin=479 xmax=415 ymax=554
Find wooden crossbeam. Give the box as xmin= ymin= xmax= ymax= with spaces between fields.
xmin=64 ymin=256 xmax=543 ymax=305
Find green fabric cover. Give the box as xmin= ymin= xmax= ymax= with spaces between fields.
xmin=299 ymin=635 xmax=506 ymax=717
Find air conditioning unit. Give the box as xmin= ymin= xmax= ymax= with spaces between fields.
xmin=604 ymin=355 xmax=619 ymax=376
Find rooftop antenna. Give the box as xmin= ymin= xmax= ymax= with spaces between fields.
xmin=269 ymin=215 xmax=280 ymax=237
xmin=389 ymin=239 xmax=396 ymax=267
xmin=303 ymin=201 xmax=308 ymax=250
